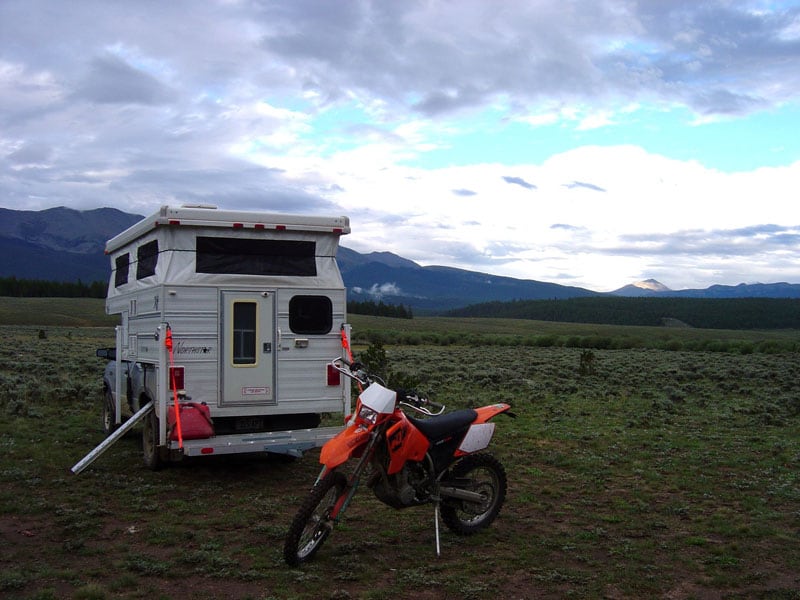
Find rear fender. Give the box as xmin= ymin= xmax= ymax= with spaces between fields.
xmin=473 ymin=403 xmax=513 ymax=424
xmin=455 ymin=403 xmax=513 ymax=457
xmin=319 ymin=424 xmax=370 ymax=469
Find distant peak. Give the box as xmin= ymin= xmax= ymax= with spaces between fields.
xmin=633 ymin=279 xmax=671 ymax=292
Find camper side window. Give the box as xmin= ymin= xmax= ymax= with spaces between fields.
xmin=233 ymin=302 xmax=257 ymax=365
xmin=289 ymin=295 xmax=332 ymax=335
xmin=136 ymin=240 xmax=158 ymax=279
xmin=115 ymin=254 xmax=130 ymax=287
xmin=136 ymin=240 xmax=159 ymax=280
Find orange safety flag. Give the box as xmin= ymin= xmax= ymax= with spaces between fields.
xmin=340 ymin=325 xmax=362 ymax=392
xmin=165 ymin=325 xmax=183 ymax=448
xmin=340 ymin=324 xmax=355 ymax=363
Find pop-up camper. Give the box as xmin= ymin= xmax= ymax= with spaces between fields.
xmin=72 ymin=205 xmax=352 ymax=472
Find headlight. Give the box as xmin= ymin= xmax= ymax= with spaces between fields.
xmin=357 ymin=405 xmax=378 ymax=426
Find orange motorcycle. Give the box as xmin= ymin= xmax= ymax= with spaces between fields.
xmin=284 ymin=357 xmax=515 ymax=566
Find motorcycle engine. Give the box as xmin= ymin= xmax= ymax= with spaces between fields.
xmin=369 ymin=463 xmax=429 ymax=508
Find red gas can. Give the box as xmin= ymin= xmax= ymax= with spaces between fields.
xmin=168 ymin=402 xmax=214 ymax=440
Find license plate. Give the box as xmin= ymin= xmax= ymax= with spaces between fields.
xmin=235 ymin=417 xmax=263 ymax=431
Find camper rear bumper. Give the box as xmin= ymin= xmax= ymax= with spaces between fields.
xmin=177 ymin=426 xmax=343 ymax=458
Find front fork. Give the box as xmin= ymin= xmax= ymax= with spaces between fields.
xmin=317 ymin=429 xmax=382 ymax=521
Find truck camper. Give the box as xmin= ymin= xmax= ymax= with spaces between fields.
xmin=72 ymin=204 xmax=352 ymax=472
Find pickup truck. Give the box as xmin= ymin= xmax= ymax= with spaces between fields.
xmin=96 ymin=347 xmax=149 ymax=434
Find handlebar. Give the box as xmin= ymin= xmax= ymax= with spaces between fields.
xmin=329 ymin=357 xmax=445 ymax=416
xmin=330 ymin=356 xmax=373 ymax=386
xmin=398 ymin=390 xmax=446 ymax=417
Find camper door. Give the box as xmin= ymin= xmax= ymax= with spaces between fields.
xmin=220 ymin=291 xmax=276 ymax=405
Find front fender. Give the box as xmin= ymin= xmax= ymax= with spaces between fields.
xmin=319 ymin=424 xmax=371 ymax=469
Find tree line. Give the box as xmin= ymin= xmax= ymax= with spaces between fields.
xmin=348 ymin=299 xmax=413 ymax=319
xmin=447 ymin=296 xmax=800 ymax=330
xmin=0 ymin=276 xmax=106 ymax=298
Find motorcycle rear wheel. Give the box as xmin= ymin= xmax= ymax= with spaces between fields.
xmin=283 ymin=471 xmax=348 ymax=567
xmin=441 ymin=452 xmax=507 ymax=535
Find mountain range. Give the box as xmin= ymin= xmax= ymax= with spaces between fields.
xmin=1 ymin=206 xmax=799 ymax=312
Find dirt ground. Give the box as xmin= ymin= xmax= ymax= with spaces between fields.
xmin=2 ymin=445 xmax=799 ymax=600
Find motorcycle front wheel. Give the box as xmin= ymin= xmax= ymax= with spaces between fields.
xmin=283 ymin=470 xmax=348 ymax=567
xmin=441 ymin=452 xmax=507 ymax=535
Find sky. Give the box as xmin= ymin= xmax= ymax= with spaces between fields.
xmin=1 ymin=0 xmax=799 ymax=292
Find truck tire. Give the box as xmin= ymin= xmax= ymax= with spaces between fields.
xmin=102 ymin=389 xmax=118 ymax=436
xmin=142 ymin=408 xmax=163 ymax=471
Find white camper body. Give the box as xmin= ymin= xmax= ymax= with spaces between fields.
xmin=86 ymin=205 xmax=352 ymax=469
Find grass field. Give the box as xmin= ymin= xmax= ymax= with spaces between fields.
xmin=0 ymin=301 xmax=798 ymax=599
xmin=0 ymin=297 xmax=118 ymax=327
xmin=1 ymin=297 xmax=796 ymax=351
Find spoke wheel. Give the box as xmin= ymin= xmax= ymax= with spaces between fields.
xmin=441 ymin=453 xmax=507 ymax=535
xmin=284 ymin=471 xmax=348 ymax=567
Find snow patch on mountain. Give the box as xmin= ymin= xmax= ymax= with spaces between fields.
xmin=632 ymin=279 xmax=671 ymax=292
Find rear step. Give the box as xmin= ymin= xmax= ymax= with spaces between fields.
xmin=179 ymin=426 xmax=343 ymax=458
xmin=72 ymin=410 xmax=342 ymax=473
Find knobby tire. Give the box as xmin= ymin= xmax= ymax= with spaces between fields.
xmin=283 ymin=470 xmax=348 ymax=567
xmin=440 ymin=452 xmax=507 ymax=535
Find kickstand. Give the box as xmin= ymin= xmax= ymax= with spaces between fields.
xmin=434 ymin=501 xmax=441 ymax=557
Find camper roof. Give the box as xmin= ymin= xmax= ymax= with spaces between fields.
xmin=106 ymin=205 xmax=350 ymax=254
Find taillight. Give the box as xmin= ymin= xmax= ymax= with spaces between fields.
xmin=327 ymin=364 xmax=341 ymax=386
xmin=169 ymin=366 xmax=185 ymax=390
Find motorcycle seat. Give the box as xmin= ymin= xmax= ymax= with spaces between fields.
xmin=408 ymin=409 xmax=478 ymax=441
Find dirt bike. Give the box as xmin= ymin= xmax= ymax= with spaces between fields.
xmin=283 ymin=357 xmax=515 ymax=566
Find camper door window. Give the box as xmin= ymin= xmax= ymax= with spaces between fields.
xmin=233 ymin=301 xmax=257 ymax=365
xmin=195 ymin=237 xmax=317 ymax=277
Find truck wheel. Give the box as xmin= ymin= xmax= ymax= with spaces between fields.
xmin=102 ymin=389 xmax=118 ymax=436
xmin=142 ymin=408 xmax=163 ymax=471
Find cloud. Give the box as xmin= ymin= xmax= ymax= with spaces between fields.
xmin=564 ymin=181 xmax=607 ymax=192
xmin=614 ymin=225 xmax=800 ymax=257
xmin=76 ymin=54 xmax=174 ymax=105
xmin=0 ymin=1 xmax=799 ymax=290
xmin=0 ymin=60 xmax=63 ymax=120
xmin=691 ymin=89 xmax=764 ymax=116
xmin=6 ymin=142 xmax=53 ymax=166
xmin=352 ymin=282 xmax=403 ymax=298
xmin=250 ymin=1 xmax=800 ymax=119
xmin=502 ymin=176 xmax=537 ymax=190
xmin=551 ymin=223 xmax=583 ymax=232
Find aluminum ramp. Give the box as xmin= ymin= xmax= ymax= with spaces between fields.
xmin=71 ymin=400 xmax=154 ymax=474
